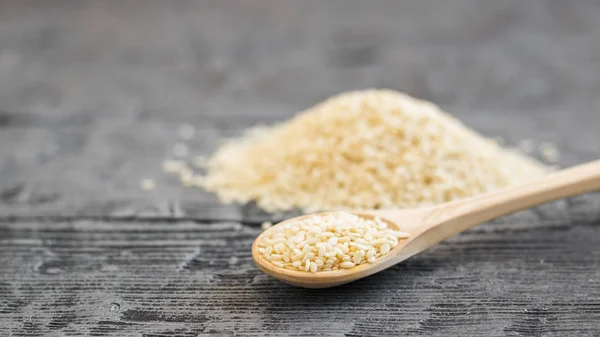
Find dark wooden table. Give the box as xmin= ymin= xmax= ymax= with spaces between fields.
xmin=1 ymin=1 xmax=599 ymax=336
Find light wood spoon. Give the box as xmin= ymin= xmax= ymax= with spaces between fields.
xmin=252 ymin=160 xmax=600 ymax=288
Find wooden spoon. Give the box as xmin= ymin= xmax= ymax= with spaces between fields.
xmin=252 ymin=160 xmax=600 ymax=288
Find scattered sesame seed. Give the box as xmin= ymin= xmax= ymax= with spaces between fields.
xmin=162 ymin=160 xmax=185 ymax=173
xmin=517 ymin=139 xmax=536 ymax=154
xmin=140 ymin=179 xmax=155 ymax=191
xmin=178 ymin=124 xmax=196 ymax=140
xmin=261 ymin=221 xmax=273 ymax=231
xmin=539 ymin=142 xmax=559 ymax=163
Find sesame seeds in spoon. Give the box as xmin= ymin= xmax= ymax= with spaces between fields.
xmin=256 ymin=212 xmax=410 ymax=273
xmin=252 ymin=160 xmax=600 ymax=288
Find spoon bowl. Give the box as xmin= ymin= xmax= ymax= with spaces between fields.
xmin=253 ymin=160 xmax=600 ymax=288
xmin=252 ymin=212 xmax=415 ymax=288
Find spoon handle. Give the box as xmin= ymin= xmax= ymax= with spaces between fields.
xmin=442 ymin=159 xmax=600 ymax=229
xmin=396 ymin=160 xmax=600 ymax=261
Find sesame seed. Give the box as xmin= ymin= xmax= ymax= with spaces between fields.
xmin=140 ymin=179 xmax=155 ymax=191
xmin=178 ymin=124 xmax=196 ymax=140
xmin=162 ymin=160 xmax=184 ymax=173
xmin=539 ymin=142 xmax=559 ymax=163
xmin=517 ymin=139 xmax=536 ymax=154
xmin=261 ymin=222 xmax=273 ymax=231
xmin=340 ymin=261 xmax=356 ymax=269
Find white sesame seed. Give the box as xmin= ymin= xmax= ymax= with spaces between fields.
xmin=162 ymin=160 xmax=184 ymax=173
xmin=275 ymin=243 xmax=286 ymax=254
xmin=270 ymin=254 xmax=283 ymax=261
xmin=539 ymin=142 xmax=559 ymax=163
xmin=517 ymin=139 xmax=536 ymax=154
xmin=283 ymin=251 xmax=290 ymax=263
xmin=140 ymin=179 xmax=155 ymax=191
xmin=318 ymin=245 xmax=326 ymax=257
xmin=178 ymin=124 xmax=196 ymax=140
xmin=366 ymin=248 xmax=376 ymax=258
xmin=340 ymin=261 xmax=356 ymax=269
xmin=261 ymin=222 xmax=273 ymax=231
xmin=303 ymin=253 xmax=315 ymax=262
xmin=379 ymin=243 xmax=391 ymax=255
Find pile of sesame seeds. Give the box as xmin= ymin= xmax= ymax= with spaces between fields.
xmin=257 ymin=212 xmax=410 ymax=272
xmin=185 ymin=90 xmax=550 ymax=212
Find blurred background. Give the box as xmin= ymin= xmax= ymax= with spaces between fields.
xmin=1 ymin=0 xmax=599 ymax=218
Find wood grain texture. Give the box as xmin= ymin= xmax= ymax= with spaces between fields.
xmin=0 ymin=0 xmax=599 ymax=335
xmin=1 ymin=210 xmax=599 ymax=336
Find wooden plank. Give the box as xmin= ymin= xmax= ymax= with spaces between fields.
xmin=0 ymin=216 xmax=599 ymax=336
